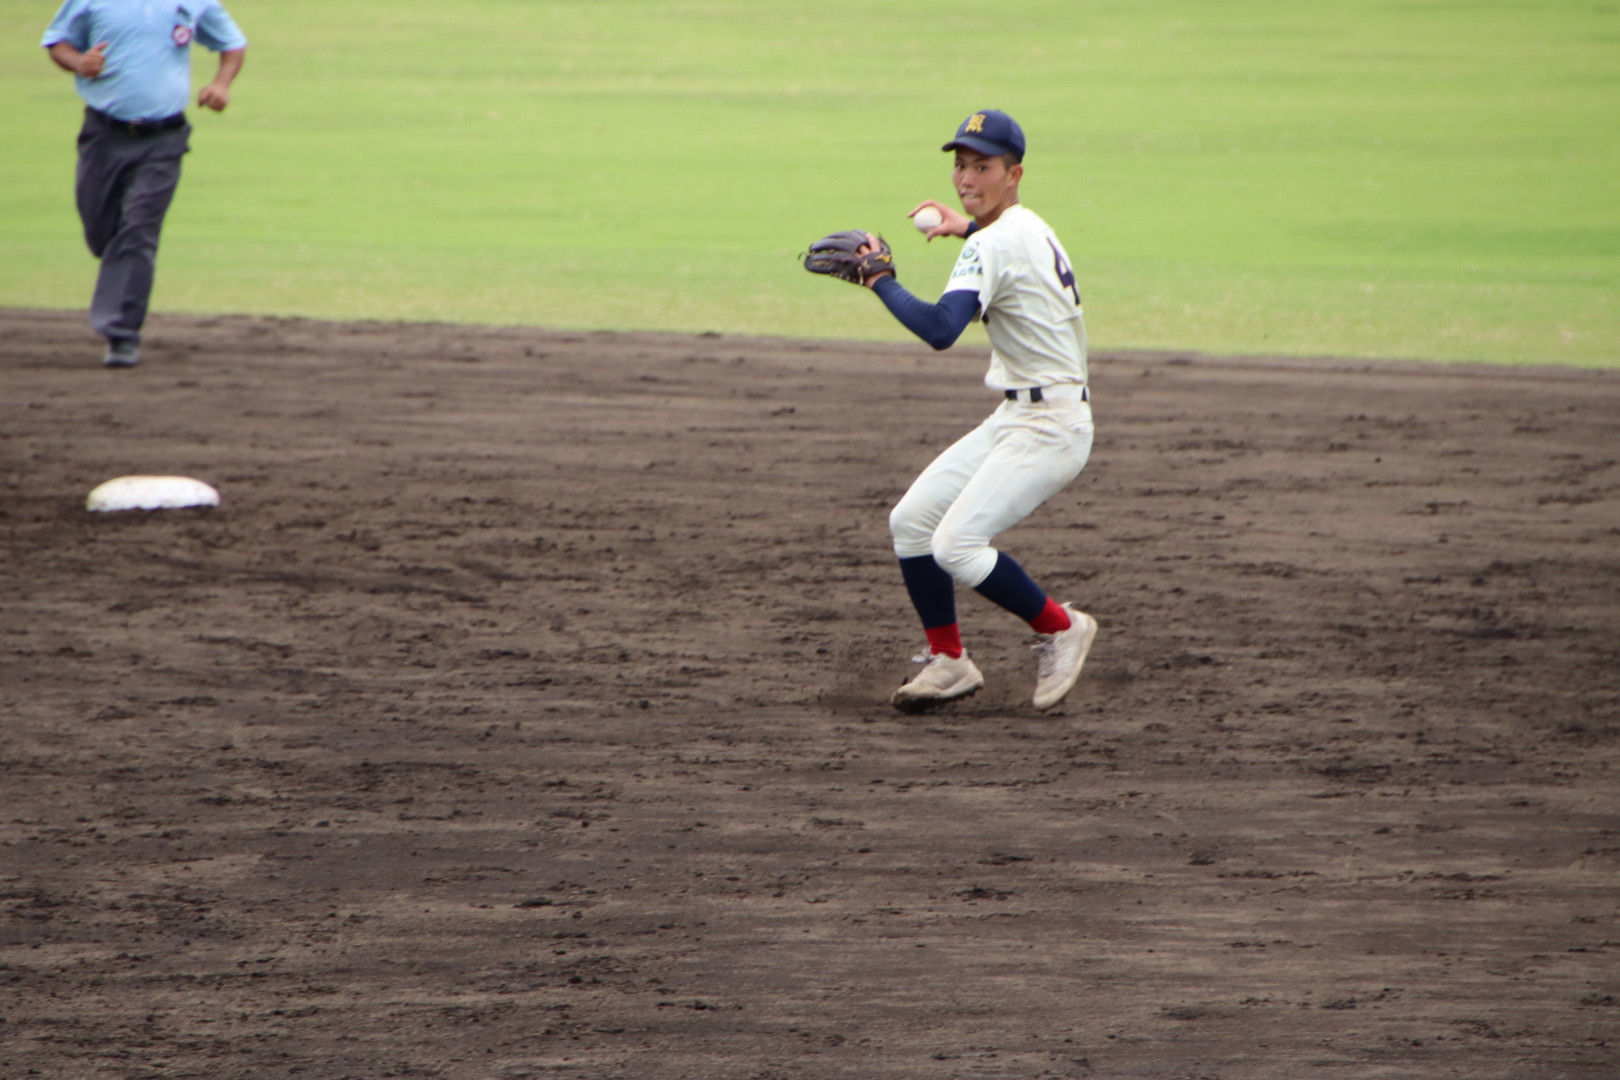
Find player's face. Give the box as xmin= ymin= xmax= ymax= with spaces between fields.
xmin=953 ymin=151 xmax=1023 ymax=222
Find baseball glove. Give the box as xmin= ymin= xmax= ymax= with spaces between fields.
xmin=803 ymin=230 xmax=895 ymax=285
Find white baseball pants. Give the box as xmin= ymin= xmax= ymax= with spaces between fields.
xmin=889 ymin=387 xmax=1094 ymax=588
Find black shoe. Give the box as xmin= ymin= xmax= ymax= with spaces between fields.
xmin=103 ymin=340 xmax=140 ymax=367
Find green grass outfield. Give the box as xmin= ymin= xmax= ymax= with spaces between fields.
xmin=4 ymin=0 xmax=1616 ymax=366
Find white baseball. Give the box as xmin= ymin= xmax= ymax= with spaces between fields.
xmin=913 ymin=206 xmax=944 ymax=232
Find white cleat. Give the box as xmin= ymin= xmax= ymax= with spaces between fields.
xmin=1031 ymin=605 xmax=1099 ymax=711
xmin=891 ymin=651 xmax=985 ymax=713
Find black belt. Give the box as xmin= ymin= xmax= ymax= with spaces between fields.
xmin=1004 ymin=385 xmax=1088 ymax=403
xmin=88 ymin=106 xmax=187 ymax=137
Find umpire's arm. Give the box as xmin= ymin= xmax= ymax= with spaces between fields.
xmin=47 ymin=39 xmax=107 ymax=78
xmin=198 ymin=48 xmax=246 ymax=112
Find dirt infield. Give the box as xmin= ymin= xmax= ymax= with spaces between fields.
xmin=2 ymin=307 xmax=1617 ymax=1080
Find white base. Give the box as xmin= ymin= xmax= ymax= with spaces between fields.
xmin=87 ymin=475 xmax=220 ymax=512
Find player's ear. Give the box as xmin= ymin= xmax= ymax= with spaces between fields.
xmin=1009 ymin=162 xmax=1024 ymax=184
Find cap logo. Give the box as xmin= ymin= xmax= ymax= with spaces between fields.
xmin=965 ymin=113 xmax=987 ymax=134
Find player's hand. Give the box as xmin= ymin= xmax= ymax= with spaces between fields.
xmin=79 ymin=42 xmax=109 ymax=79
xmin=857 ymin=232 xmax=895 ymax=288
xmin=909 ymin=201 xmax=971 ymax=242
xmin=198 ymin=82 xmax=231 ymax=111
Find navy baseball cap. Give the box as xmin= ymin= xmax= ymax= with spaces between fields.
xmin=942 ymin=110 xmax=1026 ymax=162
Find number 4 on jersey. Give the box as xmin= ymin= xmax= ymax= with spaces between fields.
xmin=1048 ymin=239 xmax=1081 ymax=306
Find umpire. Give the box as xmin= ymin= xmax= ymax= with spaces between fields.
xmin=43 ymin=0 xmax=247 ymax=368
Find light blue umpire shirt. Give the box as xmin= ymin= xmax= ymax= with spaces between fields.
xmin=43 ymin=0 xmax=247 ymax=123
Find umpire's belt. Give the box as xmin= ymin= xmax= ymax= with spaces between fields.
xmin=1004 ymin=384 xmax=1089 ymax=404
xmin=87 ymin=106 xmax=187 ymax=136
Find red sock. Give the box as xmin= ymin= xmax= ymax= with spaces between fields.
xmin=1028 ymin=597 xmax=1072 ymax=635
xmin=925 ymin=623 xmax=964 ymax=658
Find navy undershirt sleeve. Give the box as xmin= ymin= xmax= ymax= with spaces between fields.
xmin=871 ymin=277 xmax=980 ymax=351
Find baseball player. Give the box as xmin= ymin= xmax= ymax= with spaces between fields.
xmin=804 ymin=109 xmax=1098 ymax=712
xmin=43 ymin=0 xmax=248 ymax=368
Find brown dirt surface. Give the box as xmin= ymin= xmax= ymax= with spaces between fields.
xmin=2 ymin=307 xmax=1618 ymax=1080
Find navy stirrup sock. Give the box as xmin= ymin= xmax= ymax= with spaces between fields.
xmin=899 ymin=555 xmax=957 ymax=629
xmin=972 ymin=552 xmax=1050 ymax=623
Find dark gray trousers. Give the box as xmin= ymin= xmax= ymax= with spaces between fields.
xmin=75 ymin=108 xmax=191 ymax=345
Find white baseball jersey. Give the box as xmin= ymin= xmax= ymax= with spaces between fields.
xmin=942 ymin=204 xmax=1088 ymax=392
